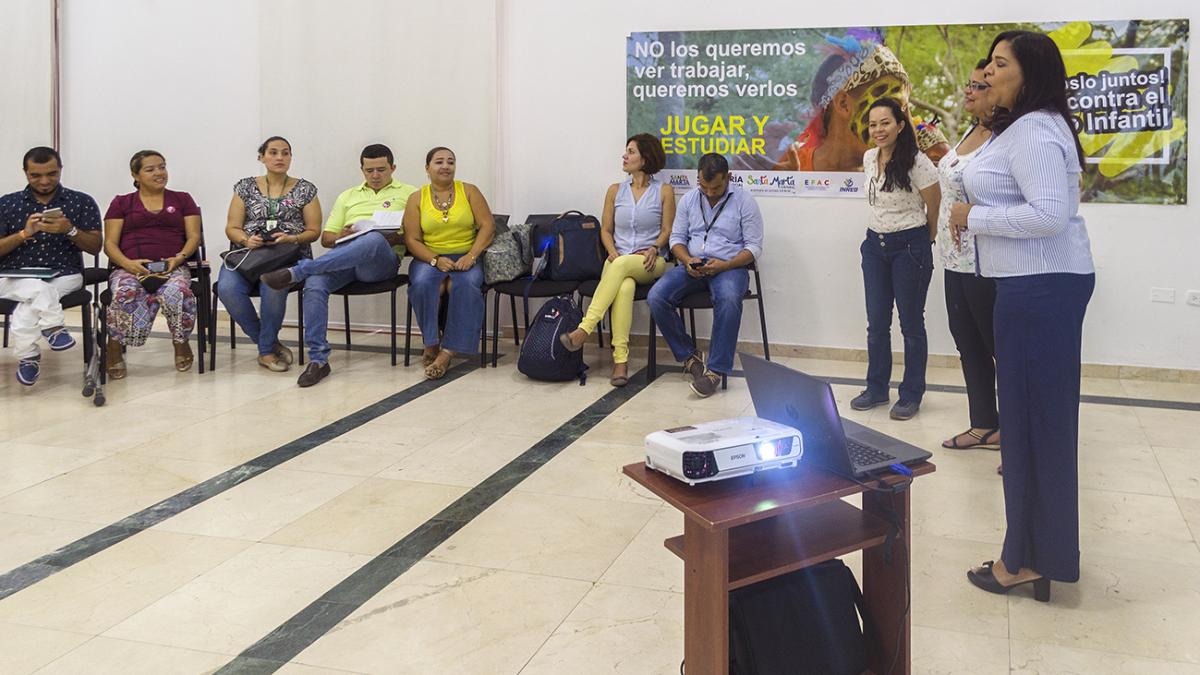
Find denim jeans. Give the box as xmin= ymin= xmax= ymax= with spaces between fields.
xmin=647 ymin=263 xmax=749 ymax=374
xmin=408 ymin=253 xmax=484 ymax=354
xmin=291 ymin=232 xmax=399 ymax=364
xmin=860 ymin=227 xmax=933 ymax=403
xmin=217 ymin=264 xmax=291 ymax=356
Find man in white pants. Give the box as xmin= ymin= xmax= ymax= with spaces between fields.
xmin=0 ymin=147 xmax=102 ymax=385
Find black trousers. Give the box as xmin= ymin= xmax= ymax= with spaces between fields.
xmin=944 ymin=270 xmax=999 ymax=429
xmin=996 ymin=272 xmax=1094 ymax=582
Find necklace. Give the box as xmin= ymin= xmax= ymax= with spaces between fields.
xmin=431 ymin=185 xmax=453 ymax=223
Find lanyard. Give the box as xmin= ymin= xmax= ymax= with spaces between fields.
xmin=699 ymin=190 xmax=732 ymax=255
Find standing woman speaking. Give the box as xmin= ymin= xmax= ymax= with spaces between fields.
xmin=852 ymin=97 xmax=941 ymax=421
xmin=951 ymin=31 xmax=1095 ymax=600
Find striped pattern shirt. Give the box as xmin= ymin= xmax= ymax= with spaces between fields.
xmin=963 ymin=110 xmax=1094 ymax=277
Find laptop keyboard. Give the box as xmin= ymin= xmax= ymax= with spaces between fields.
xmin=847 ymin=438 xmax=897 ymax=468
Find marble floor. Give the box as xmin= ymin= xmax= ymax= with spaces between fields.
xmin=1 ymin=317 xmax=1199 ymax=675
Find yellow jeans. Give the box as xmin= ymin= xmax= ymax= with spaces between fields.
xmin=579 ymin=254 xmax=666 ymax=363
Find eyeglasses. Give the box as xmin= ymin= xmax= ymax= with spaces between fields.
xmin=965 ymin=82 xmax=989 ymax=91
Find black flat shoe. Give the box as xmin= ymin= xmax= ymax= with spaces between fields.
xmin=967 ymin=560 xmax=1050 ymax=602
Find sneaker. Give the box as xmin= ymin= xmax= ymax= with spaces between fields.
xmin=690 ymin=369 xmax=721 ymax=398
xmin=682 ymin=351 xmax=706 ymax=381
xmin=297 ymin=361 xmax=330 ymax=387
xmin=261 ymin=268 xmax=295 ymax=291
xmin=16 ymin=359 xmax=40 ymax=386
xmin=850 ymin=390 xmax=889 ymax=411
xmin=43 ymin=327 xmax=75 ymax=351
xmin=890 ymin=399 xmax=921 ymax=420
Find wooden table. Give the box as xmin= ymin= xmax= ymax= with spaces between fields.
xmin=624 ymin=460 xmax=935 ymax=675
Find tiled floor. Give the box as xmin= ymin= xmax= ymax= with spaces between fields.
xmin=1 ymin=319 xmax=1198 ymax=674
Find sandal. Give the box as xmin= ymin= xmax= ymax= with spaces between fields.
xmin=610 ymin=363 xmax=629 ymax=387
xmin=942 ymin=428 xmax=1000 ymax=450
xmin=106 ymin=341 xmax=126 ymax=380
xmin=174 ymin=342 xmax=194 ymax=372
xmin=424 ymin=351 xmax=452 ymax=380
xmin=421 ymin=346 xmax=441 ymax=368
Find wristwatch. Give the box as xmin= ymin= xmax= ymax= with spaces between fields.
xmin=65 ymin=226 xmax=79 ymax=238
xmin=430 ymin=256 xmax=439 ymax=268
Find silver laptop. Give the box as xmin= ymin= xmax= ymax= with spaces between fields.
xmin=741 ymin=353 xmax=931 ymax=478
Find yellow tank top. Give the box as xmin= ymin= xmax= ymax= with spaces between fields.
xmin=419 ymin=181 xmax=476 ymax=254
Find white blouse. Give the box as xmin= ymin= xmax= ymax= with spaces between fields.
xmin=936 ymin=135 xmax=981 ymax=273
xmin=863 ymin=148 xmax=939 ymax=234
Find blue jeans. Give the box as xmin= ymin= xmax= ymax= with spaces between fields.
xmin=291 ymin=232 xmax=399 ymax=364
xmin=217 ymin=264 xmax=291 ymax=356
xmin=408 ymin=253 xmax=484 ymax=354
xmin=860 ymin=227 xmax=933 ymax=403
xmin=647 ymin=263 xmax=748 ymax=374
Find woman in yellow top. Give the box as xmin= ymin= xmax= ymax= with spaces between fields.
xmin=560 ymin=134 xmax=674 ymax=386
xmin=403 ymin=147 xmax=495 ymax=379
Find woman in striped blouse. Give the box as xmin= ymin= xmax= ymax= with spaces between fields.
xmin=950 ymin=31 xmax=1095 ymax=602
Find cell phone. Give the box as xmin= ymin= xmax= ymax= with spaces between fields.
xmin=41 ymin=208 xmax=64 ymax=219
xmin=689 ymin=258 xmax=708 ymax=269
xmin=144 ymin=260 xmax=169 ymax=274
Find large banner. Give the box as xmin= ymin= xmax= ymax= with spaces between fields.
xmin=626 ymin=20 xmax=1189 ymax=204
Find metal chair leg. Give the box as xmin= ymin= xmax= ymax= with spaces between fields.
xmin=404 ymin=295 xmax=413 ymax=367
xmin=509 ymin=294 xmax=520 ymax=345
xmin=491 ymin=290 xmax=500 ymax=367
xmin=297 ymin=289 xmax=306 ymax=366
xmin=390 ymin=289 xmax=398 ymax=367
xmin=342 ymin=295 xmax=352 ymax=349
xmin=648 ymin=314 xmax=657 ymax=381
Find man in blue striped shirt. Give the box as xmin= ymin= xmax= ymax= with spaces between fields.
xmin=648 ymin=153 xmax=764 ymax=397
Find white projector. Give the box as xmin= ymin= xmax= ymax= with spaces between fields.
xmin=644 ymin=417 xmax=803 ymax=485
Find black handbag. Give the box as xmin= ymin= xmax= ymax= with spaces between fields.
xmin=220 ymin=243 xmax=303 ymax=283
xmin=729 ymin=559 xmax=871 ymax=675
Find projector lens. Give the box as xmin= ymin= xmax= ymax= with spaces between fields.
xmin=756 ymin=442 xmax=778 ymax=460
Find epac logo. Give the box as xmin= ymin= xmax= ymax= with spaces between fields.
xmin=669 ymin=175 xmax=691 ymax=187
xmin=839 ymin=177 xmax=860 ymax=193
xmin=803 ymin=179 xmax=831 ymax=187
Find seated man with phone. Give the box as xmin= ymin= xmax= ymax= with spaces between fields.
xmin=647 ymin=153 xmax=764 ymax=397
xmin=261 ymin=144 xmax=415 ymax=387
xmin=0 ymin=147 xmax=103 ymax=386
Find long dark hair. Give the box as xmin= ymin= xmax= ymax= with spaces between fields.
xmin=986 ymin=30 xmax=1086 ymax=166
xmin=868 ymin=98 xmax=918 ymax=192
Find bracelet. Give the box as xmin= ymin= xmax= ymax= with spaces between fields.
xmin=18 ymin=230 xmax=32 ymax=240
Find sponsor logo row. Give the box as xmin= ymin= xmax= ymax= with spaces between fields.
xmin=666 ymin=171 xmax=863 ymax=198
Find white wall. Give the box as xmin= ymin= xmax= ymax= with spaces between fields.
xmin=57 ymin=0 xmax=496 ymax=329
xmin=35 ymin=1 xmax=1200 ymax=370
xmin=1 ymin=0 xmax=54 ymax=179
xmin=498 ymin=0 xmax=1200 ymax=371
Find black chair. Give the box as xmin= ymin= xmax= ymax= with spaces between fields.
xmin=648 ymin=261 xmax=770 ymax=387
xmin=97 ymin=241 xmax=212 ymax=374
xmin=486 ymin=213 xmax=580 ymax=367
xmin=333 ymin=273 xmax=410 ymax=367
xmin=208 ymin=277 xmax=306 ymax=371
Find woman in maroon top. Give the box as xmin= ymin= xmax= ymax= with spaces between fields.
xmin=103 ymin=150 xmax=202 ymax=377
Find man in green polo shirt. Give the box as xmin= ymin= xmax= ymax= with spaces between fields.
xmin=263 ymin=144 xmax=416 ymax=387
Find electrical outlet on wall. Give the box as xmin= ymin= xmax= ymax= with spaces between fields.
xmin=1151 ymin=287 xmax=1176 ymax=303
xmin=1186 ymin=290 xmax=1200 ymax=307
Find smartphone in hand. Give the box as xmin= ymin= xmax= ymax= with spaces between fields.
xmin=40 ymin=208 xmax=64 ymax=219
xmin=144 ymin=260 xmax=169 ymax=274
xmin=689 ymin=258 xmax=708 ymax=269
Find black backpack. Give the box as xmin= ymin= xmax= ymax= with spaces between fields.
xmin=532 ymin=210 xmax=604 ymax=281
xmin=728 ymin=559 xmax=871 ymax=675
xmin=516 ymin=295 xmax=588 ymax=384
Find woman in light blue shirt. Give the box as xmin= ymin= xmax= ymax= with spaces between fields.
xmin=950 ymin=31 xmax=1095 ymax=602
xmin=561 ymin=134 xmax=674 ymax=386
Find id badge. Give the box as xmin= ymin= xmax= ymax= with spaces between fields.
xmin=265 ymin=219 xmax=279 ymax=230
